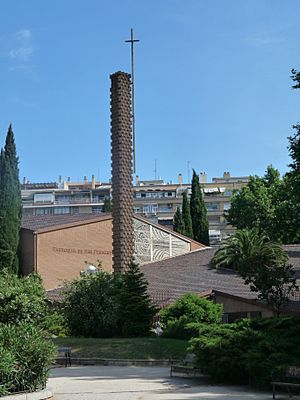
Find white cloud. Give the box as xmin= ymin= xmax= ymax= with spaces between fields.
xmin=9 ymin=47 xmax=33 ymax=62
xmin=14 ymin=29 xmax=32 ymax=42
xmin=8 ymin=29 xmax=34 ymax=62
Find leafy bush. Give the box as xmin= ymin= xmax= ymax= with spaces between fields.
xmin=0 ymin=270 xmax=47 ymax=325
xmin=189 ymin=316 xmax=300 ymax=387
xmin=43 ymin=309 xmax=69 ymax=337
xmin=160 ymin=293 xmax=223 ymax=339
xmin=64 ymin=269 xmax=120 ymax=337
xmin=0 ymin=322 xmax=55 ymax=394
xmin=64 ymin=263 xmax=157 ymax=338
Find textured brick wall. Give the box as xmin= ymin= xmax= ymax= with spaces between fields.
xmin=36 ymin=220 xmax=113 ymax=289
xmin=110 ymin=71 xmax=134 ymax=273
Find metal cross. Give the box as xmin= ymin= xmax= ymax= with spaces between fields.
xmin=125 ymin=28 xmax=140 ymax=175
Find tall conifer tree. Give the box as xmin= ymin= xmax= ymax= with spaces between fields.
xmin=182 ymin=191 xmax=193 ymax=238
xmin=190 ymin=169 xmax=209 ymax=245
xmin=173 ymin=206 xmax=185 ymax=234
xmin=0 ymin=125 xmax=22 ymax=273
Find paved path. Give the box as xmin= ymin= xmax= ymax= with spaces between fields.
xmin=48 ymin=365 xmax=274 ymax=400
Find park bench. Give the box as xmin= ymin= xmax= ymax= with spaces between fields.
xmin=57 ymin=347 xmax=72 ymax=367
xmin=170 ymin=353 xmax=201 ymax=378
xmin=271 ymin=366 xmax=300 ymax=399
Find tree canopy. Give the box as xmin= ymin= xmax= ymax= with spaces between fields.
xmin=173 ymin=206 xmax=185 ymax=235
xmin=182 ymin=191 xmax=193 ymax=238
xmin=226 ymin=70 xmax=300 ymax=244
xmin=0 ymin=125 xmax=22 ymax=273
xmin=212 ymin=229 xmax=297 ymax=313
xmin=190 ymin=170 xmax=209 ymax=245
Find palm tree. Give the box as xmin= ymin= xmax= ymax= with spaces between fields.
xmin=212 ymin=229 xmax=287 ymax=273
xmin=212 ymin=229 xmax=297 ymax=314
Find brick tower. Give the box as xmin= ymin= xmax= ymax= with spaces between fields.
xmin=110 ymin=71 xmax=134 ymax=273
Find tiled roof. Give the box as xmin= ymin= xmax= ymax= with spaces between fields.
xmin=21 ymin=213 xmax=112 ymax=232
xmin=141 ymin=247 xmax=256 ymax=302
xmin=141 ymin=247 xmax=300 ymax=313
xmin=21 ymin=214 xmax=205 ymax=247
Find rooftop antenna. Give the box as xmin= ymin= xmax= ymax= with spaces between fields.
xmin=154 ymin=159 xmax=157 ymax=180
xmin=125 ymin=28 xmax=140 ymax=175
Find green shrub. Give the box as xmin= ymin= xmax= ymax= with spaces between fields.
xmin=0 ymin=322 xmax=55 ymax=394
xmin=64 ymin=269 xmax=121 ymax=337
xmin=189 ymin=316 xmax=300 ymax=387
xmin=160 ymin=293 xmax=223 ymax=339
xmin=64 ymin=263 xmax=157 ymax=338
xmin=43 ymin=309 xmax=69 ymax=337
xmin=0 ymin=270 xmax=47 ymax=325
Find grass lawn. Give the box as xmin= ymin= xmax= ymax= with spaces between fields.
xmin=52 ymin=337 xmax=188 ymax=360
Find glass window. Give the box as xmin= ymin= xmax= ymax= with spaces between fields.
xmin=206 ymin=203 xmax=219 ymax=210
xmin=54 ymin=207 xmax=70 ymax=214
xmin=223 ymin=202 xmax=231 ymax=210
xmin=35 ymin=208 xmax=53 ymax=215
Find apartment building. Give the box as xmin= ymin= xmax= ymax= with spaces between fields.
xmin=21 ymin=172 xmax=249 ymax=243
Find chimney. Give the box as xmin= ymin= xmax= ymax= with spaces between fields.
xmin=23 ymin=177 xmax=26 ymax=185
xmin=84 ymin=176 xmax=88 ymax=183
xmin=91 ymin=174 xmax=96 ymax=189
xmin=223 ymin=171 xmax=231 ymax=180
xmin=135 ymin=175 xmax=140 ymax=186
xmin=178 ymin=173 xmax=183 ymax=185
xmin=110 ymin=71 xmax=134 ymax=274
xmin=67 ymin=177 xmax=71 ymax=182
xmin=199 ymin=172 xmax=207 ymax=183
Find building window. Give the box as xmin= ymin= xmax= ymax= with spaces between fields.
xmin=143 ymin=204 xmax=158 ymax=214
xmin=55 ymin=195 xmax=71 ymax=203
xmin=34 ymin=193 xmax=54 ymax=203
xmin=35 ymin=208 xmax=53 ymax=215
xmin=208 ymin=216 xmax=220 ymax=224
xmin=54 ymin=207 xmax=70 ymax=214
xmin=166 ymin=192 xmax=175 ymax=197
xmin=206 ymin=203 xmax=219 ymax=210
xmin=92 ymin=206 xmax=102 ymax=214
xmin=223 ymin=202 xmax=231 ymax=211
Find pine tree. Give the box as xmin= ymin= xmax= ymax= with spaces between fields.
xmin=182 ymin=191 xmax=193 ymax=238
xmin=190 ymin=169 xmax=209 ymax=245
xmin=173 ymin=206 xmax=185 ymax=234
xmin=0 ymin=125 xmax=22 ymax=273
xmin=117 ymin=262 xmax=157 ymax=337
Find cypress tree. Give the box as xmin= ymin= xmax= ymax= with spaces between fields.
xmin=190 ymin=169 xmax=209 ymax=245
xmin=182 ymin=191 xmax=193 ymax=238
xmin=173 ymin=206 xmax=185 ymax=234
xmin=0 ymin=125 xmax=22 ymax=273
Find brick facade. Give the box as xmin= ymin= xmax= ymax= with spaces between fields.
xmin=20 ymin=219 xmax=113 ymax=289
xmin=110 ymin=71 xmax=134 ymax=273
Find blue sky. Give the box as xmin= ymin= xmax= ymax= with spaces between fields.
xmin=0 ymin=0 xmax=300 ymax=184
